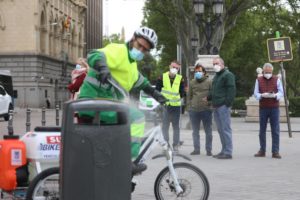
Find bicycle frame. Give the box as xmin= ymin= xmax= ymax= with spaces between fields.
xmin=133 ymin=125 xmax=184 ymax=195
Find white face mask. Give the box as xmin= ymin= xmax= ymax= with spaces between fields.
xmin=170 ymin=68 xmax=178 ymax=75
xmin=264 ymin=73 xmax=272 ymax=79
xmin=213 ymin=65 xmax=221 ymax=72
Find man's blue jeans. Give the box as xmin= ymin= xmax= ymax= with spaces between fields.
xmin=259 ymin=107 xmax=280 ymax=153
xmin=213 ymin=105 xmax=233 ymax=155
xmin=162 ymin=106 xmax=181 ymax=146
xmin=189 ymin=110 xmax=213 ymax=152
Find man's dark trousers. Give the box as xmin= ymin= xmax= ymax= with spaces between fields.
xmin=162 ymin=106 xmax=181 ymax=146
xmin=259 ymin=107 xmax=280 ymax=153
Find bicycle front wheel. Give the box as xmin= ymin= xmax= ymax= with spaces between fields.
xmin=25 ymin=167 xmax=60 ymax=200
xmin=154 ymin=162 xmax=209 ymax=200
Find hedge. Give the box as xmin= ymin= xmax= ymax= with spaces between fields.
xmin=232 ymin=96 xmax=300 ymax=117
xmin=289 ymin=97 xmax=300 ymax=117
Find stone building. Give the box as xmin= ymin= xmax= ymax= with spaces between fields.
xmin=85 ymin=0 xmax=103 ymax=53
xmin=0 ymin=0 xmax=87 ymax=108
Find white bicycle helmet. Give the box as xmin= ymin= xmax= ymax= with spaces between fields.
xmin=134 ymin=27 xmax=158 ymax=49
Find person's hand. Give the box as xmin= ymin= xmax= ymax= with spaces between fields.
xmin=202 ymin=97 xmax=208 ymax=101
xmin=268 ymin=93 xmax=276 ymax=98
xmin=261 ymin=92 xmax=276 ymax=98
xmin=261 ymin=92 xmax=269 ymax=98
xmin=152 ymin=90 xmax=168 ymax=105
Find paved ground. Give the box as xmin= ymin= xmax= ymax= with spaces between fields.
xmin=1 ymin=108 xmax=300 ymax=200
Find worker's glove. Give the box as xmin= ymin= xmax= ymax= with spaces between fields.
xmin=152 ymin=90 xmax=168 ymax=105
xmin=143 ymin=84 xmax=168 ymax=105
xmin=94 ymin=61 xmax=111 ymax=84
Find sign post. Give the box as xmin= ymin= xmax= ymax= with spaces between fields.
xmin=267 ymin=35 xmax=293 ymax=138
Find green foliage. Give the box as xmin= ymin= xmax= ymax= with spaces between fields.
xmin=102 ymin=34 xmax=124 ymax=47
xmin=221 ymin=1 xmax=300 ymax=98
xmin=137 ymin=53 xmax=158 ymax=83
xmin=142 ymin=1 xmax=177 ymax=70
xmin=289 ymin=97 xmax=300 ymax=117
xmin=221 ymin=11 xmax=268 ymax=97
xmin=142 ymin=0 xmax=300 ymax=98
xmin=232 ymin=97 xmax=248 ymax=110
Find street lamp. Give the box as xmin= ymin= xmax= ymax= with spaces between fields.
xmin=191 ymin=37 xmax=199 ymax=62
xmin=193 ymin=0 xmax=224 ymax=55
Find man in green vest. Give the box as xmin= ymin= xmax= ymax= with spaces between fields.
xmin=78 ymin=27 xmax=167 ymax=174
xmin=156 ymin=60 xmax=185 ymax=152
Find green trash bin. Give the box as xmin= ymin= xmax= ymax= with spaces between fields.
xmin=60 ymin=99 xmax=131 ymax=200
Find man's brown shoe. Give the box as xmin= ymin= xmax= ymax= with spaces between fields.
xmin=254 ymin=150 xmax=266 ymax=157
xmin=272 ymin=153 xmax=282 ymax=159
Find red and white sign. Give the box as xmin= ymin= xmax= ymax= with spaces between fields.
xmin=46 ymin=136 xmax=61 ymax=144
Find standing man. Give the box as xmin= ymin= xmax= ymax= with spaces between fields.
xmin=187 ymin=62 xmax=213 ymax=156
xmin=207 ymin=57 xmax=236 ymax=159
xmin=253 ymin=63 xmax=283 ymax=159
xmin=156 ymin=60 xmax=185 ymax=152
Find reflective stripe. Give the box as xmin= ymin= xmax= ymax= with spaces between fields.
xmin=84 ymin=76 xmax=117 ymax=98
xmin=161 ymin=89 xmax=179 ymax=96
xmin=131 ymin=137 xmax=143 ymax=143
xmin=85 ymin=76 xmax=101 ymax=87
xmin=89 ymin=67 xmax=100 ymax=75
xmin=168 ymin=99 xmax=181 ymax=102
xmin=133 ymin=73 xmax=146 ymax=88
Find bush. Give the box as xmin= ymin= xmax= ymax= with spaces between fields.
xmin=289 ymin=97 xmax=300 ymax=117
xmin=229 ymin=96 xmax=300 ymax=117
xmin=232 ymin=97 xmax=247 ymax=110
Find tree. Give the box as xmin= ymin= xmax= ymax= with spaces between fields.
xmin=221 ymin=0 xmax=300 ymax=97
xmin=143 ymin=0 xmax=256 ymax=73
xmin=102 ymin=33 xmax=124 ymax=46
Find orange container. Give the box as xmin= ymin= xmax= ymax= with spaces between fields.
xmin=0 ymin=136 xmax=27 ymax=191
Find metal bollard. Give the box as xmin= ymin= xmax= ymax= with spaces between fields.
xmin=56 ymin=104 xmax=59 ymax=126
xmin=26 ymin=108 xmax=31 ymax=132
xmin=7 ymin=110 xmax=14 ymax=135
xmin=41 ymin=106 xmax=46 ymax=126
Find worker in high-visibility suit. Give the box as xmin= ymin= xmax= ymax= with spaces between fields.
xmin=156 ymin=61 xmax=185 ymax=152
xmin=78 ymin=27 xmax=167 ymax=174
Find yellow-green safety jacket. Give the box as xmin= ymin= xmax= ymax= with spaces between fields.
xmin=161 ymin=72 xmax=182 ymax=106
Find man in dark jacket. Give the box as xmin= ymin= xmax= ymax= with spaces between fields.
xmin=207 ymin=57 xmax=236 ymax=159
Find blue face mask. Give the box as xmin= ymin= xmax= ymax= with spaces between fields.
xmin=75 ymin=64 xmax=81 ymax=70
xmin=129 ymin=47 xmax=144 ymax=61
xmin=194 ymin=72 xmax=203 ymax=79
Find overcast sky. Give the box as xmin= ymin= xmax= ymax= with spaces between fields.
xmin=103 ymin=0 xmax=146 ymax=41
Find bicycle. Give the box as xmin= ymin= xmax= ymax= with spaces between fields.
xmin=23 ymin=79 xmax=210 ymax=200
xmin=130 ymin=106 xmax=209 ymax=200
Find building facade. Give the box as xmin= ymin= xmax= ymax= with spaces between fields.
xmin=85 ymin=0 xmax=103 ymax=53
xmin=0 ymin=0 xmax=87 ymax=108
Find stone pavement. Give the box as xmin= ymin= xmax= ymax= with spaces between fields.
xmin=1 ymin=108 xmax=300 ymax=200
